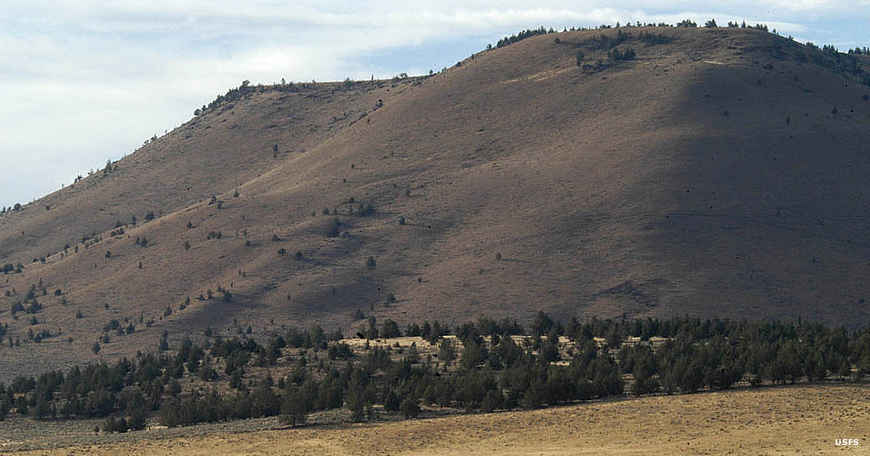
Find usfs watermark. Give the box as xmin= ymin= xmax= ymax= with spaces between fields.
xmin=834 ymin=438 xmax=860 ymax=447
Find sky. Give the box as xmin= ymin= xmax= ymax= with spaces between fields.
xmin=1 ymin=1 xmax=869 ymax=210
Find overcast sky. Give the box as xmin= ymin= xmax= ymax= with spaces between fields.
xmin=1 ymin=1 xmax=868 ymax=209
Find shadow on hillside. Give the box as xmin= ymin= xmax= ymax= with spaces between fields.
xmin=618 ymin=55 xmax=870 ymax=326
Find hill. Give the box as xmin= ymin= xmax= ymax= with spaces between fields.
xmin=1 ymin=26 xmax=870 ymax=378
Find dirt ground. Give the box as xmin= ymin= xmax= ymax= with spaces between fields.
xmin=12 ymin=384 xmax=869 ymax=455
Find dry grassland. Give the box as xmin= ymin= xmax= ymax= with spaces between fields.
xmin=15 ymin=384 xmax=869 ymax=455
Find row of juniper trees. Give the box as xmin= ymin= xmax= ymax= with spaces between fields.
xmin=0 ymin=314 xmax=868 ymax=432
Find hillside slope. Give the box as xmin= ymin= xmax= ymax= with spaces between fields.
xmin=1 ymin=26 xmax=870 ymax=377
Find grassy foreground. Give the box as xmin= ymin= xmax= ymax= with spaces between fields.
xmin=14 ymin=384 xmax=869 ymax=455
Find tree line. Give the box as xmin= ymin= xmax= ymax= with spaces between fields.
xmin=0 ymin=314 xmax=868 ymax=431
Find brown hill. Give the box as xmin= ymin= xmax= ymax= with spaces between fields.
xmin=1 ymin=26 xmax=870 ymax=378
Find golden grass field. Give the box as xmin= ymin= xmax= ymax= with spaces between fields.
xmin=15 ymin=385 xmax=869 ymax=455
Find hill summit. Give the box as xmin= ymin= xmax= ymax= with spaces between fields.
xmin=1 ymin=25 xmax=870 ymax=376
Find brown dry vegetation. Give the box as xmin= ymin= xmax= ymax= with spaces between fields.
xmin=1 ymin=27 xmax=870 ymax=379
xmin=10 ymin=384 xmax=870 ymax=455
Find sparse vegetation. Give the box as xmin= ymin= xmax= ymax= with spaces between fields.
xmin=609 ymin=47 xmax=636 ymax=61
xmin=0 ymin=26 xmax=869 ymax=450
xmin=638 ymin=31 xmax=673 ymax=45
xmin=325 ymin=218 xmax=342 ymax=238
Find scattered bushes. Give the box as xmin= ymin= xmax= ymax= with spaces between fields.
xmin=356 ymin=203 xmax=375 ymax=217
xmin=2 ymin=263 xmax=24 ymax=274
xmin=803 ymin=41 xmax=868 ymax=83
xmin=325 ymin=218 xmax=341 ymax=238
xmin=587 ymin=30 xmax=629 ymax=50
xmin=581 ymin=60 xmax=610 ymax=73
xmin=638 ymin=31 xmax=673 ymax=45
xmin=609 ymin=47 xmax=636 ymax=61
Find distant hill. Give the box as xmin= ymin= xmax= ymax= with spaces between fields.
xmin=2 ymin=25 xmax=870 ymax=378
